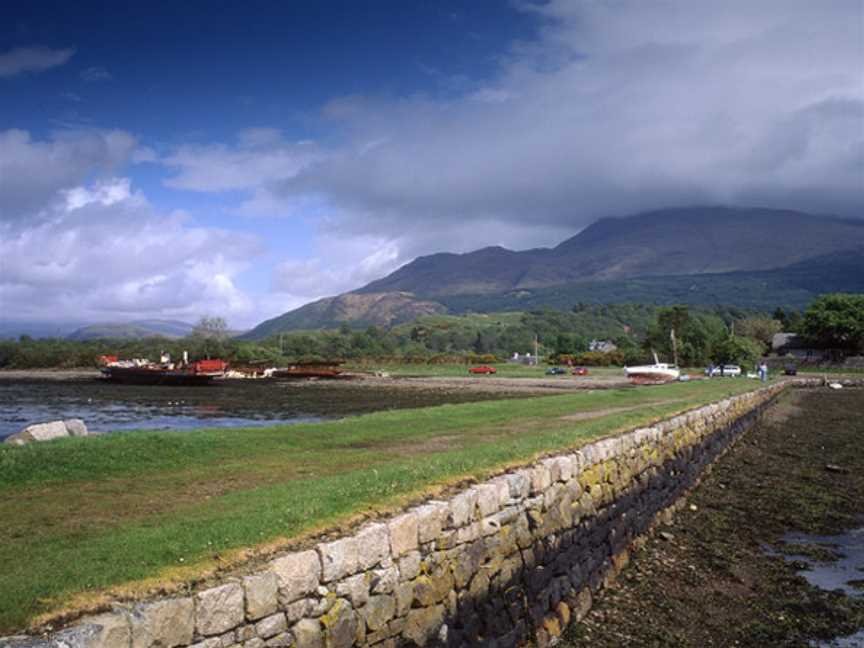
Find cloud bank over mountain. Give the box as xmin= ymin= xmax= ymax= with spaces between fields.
xmin=1 ymin=1 xmax=861 ymax=327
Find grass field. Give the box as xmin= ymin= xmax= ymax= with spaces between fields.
xmin=0 ymin=378 xmax=765 ymax=632
xmin=344 ymin=362 xmax=630 ymax=379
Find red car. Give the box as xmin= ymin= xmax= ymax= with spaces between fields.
xmin=572 ymin=366 xmax=589 ymax=376
xmin=468 ymin=365 xmax=497 ymax=375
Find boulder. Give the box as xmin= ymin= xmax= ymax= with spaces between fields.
xmin=4 ymin=419 xmax=90 ymax=446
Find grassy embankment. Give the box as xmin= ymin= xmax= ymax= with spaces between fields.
xmin=0 ymin=379 xmax=763 ymax=633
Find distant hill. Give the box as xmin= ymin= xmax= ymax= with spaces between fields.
xmin=247 ymin=207 xmax=864 ymax=336
xmin=67 ymin=319 xmax=195 ymax=341
xmin=360 ymin=207 xmax=864 ymax=297
xmin=240 ymin=292 xmax=446 ymax=340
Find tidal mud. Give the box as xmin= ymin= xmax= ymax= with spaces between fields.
xmin=561 ymin=388 xmax=864 ymax=647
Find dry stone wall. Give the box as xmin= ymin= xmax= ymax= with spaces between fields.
xmin=1 ymin=383 xmax=787 ymax=648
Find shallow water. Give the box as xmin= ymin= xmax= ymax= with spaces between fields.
xmin=771 ymin=526 xmax=864 ymax=647
xmin=0 ymin=377 xmax=523 ymax=438
xmin=779 ymin=527 xmax=864 ymax=598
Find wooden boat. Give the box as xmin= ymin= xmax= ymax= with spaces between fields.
xmin=271 ymin=363 xmax=349 ymax=380
xmin=98 ymin=356 xmax=228 ymax=386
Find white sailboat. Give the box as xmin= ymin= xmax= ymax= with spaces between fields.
xmin=624 ymin=350 xmax=681 ymax=384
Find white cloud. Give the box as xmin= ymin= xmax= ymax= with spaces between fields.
xmin=0 ymin=177 xmax=262 ymax=325
xmin=156 ymin=1 xmax=864 ymax=310
xmin=0 ymin=46 xmax=75 ymax=78
xmin=0 ymin=129 xmax=268 ymax=327
xmin=276 ymin=0 xmax=863 ymax=246
xmin=162 ymin=129 xmax=322 ymax=198
xmin=0 ymin=129 xmax=138 ymax=220
xmin=80 ymin=65 xmax=111 ymax=82
xmin=271 ymin=236 xmax=402 ymax=303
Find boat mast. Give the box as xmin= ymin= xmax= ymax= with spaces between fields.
xmin=670 ymin=328 xmax=679 ymax=367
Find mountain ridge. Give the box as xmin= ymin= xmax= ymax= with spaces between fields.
xmin=240 ymin=207 xmax=864 ymax=339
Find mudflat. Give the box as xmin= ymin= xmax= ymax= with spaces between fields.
xmin=561 ymin=388 xmax=864 ymax=647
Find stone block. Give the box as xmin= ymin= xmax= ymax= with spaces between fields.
xmin=504 ymin=472 xmax=530 ymax=501
xmin=4 ymin=420 xmax=69 ymax=445
xmin=387 ymin=513 xmax=418 ymax=557
xmin=355 ymin=523 xmax=390 ymax=570
xmin=362 ymin=595 xmax=395 ymax=632
xmin=398 ymin=551 xmax=421 ymax=581
xmin=292 ymin=619 xmax=323 ymax=648
xmin=448 ymin=489 xmax=479 ymax=528
xmin=371 ymin=565 xmax=399 ymax=594
xmin=270 ymin=550 xmax=321 ymax=602
xmin=131 ymin=597 xmax=194 ymax=648
xmin=403 ymin=605 xmax=444 ymax=647
xmin=255 ymin=613 xmax=287 ymax=639
xmin=64 ymin=419 xmax=89 ymax=437
xmin=196 ymin=582 xmax=245 ymax=636
xmin=75 ymin=612 xmax=130 ymax=648
xmin=320 ymin=600 xmax=359 ymax=648
xmin=244 ymin=572 xmax=278 ymax=621
xmin=394 ymin=581 xmax=414 ymax=617
xmin=283 ymin=598 xmax=314 ymax=624
xmin=474 ymin=484 xmax=500 ymax=517
xmin=413 ymin=501 xmax=448 ymax=544
xmin=530 ymin=465 xmax=551 ymax=495
xmin=335 ymin=573 xmax=369 ymax=607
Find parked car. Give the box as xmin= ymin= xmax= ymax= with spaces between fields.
xmin=784 ymin=364 xmax=798 ymax=376
xmin=545 ymin=367 xmax=567 ymax=375
xmin=706 ymin=365 xmax=741 ymax=377
xmin=468 ymin=365 xmax=497 ymax=375
xmin=572 ymin=366 xmax=589 ymax=376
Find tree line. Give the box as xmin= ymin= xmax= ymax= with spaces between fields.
xmin=0 ymin=295 xmax=860 ymax=369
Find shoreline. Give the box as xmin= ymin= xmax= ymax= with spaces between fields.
xmin=0 ymin=368 xmax=632 ymax=393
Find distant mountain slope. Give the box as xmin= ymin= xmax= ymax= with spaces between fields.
xmin=438 ymin=249 xmax=864 ymax=313
xmin=247 ymin=207 xmax=864 ymax=334
xmin=67 ymin=319 xmax=194 ymax=341
xmin=240 ymin=292 xmax=446 ymax=340
xmin=360 ymin=207 xmax=864 ymax=297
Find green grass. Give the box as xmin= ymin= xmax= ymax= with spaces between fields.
xmin=0 ymin=378 xmax=766 ymax=632
xmin=344 ymin=361 xmax=630 ymax=378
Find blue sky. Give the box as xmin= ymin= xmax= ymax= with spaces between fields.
xmin=1 ymin=1 xmax=862 ymax=328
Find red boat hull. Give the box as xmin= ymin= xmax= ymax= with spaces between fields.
xmin=100 ymin=367 xmax=219 ymax=386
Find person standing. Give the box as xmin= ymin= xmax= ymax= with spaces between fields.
xmin=758 ymin=361 xmax=768 ymax=382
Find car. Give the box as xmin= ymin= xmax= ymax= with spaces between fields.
xmin=784 ymin=364 xmax=798 ymax=376
xmin=706 ymin=365 xmax=741 ymax=377
xmin=545 ymin=367 xmax=567 ymax=375
xmin=572 ymin=366 xmax=589 ymax=376
xmin=468 ymin=365 xmax=497 ymax=375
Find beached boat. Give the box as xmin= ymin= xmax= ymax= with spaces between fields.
xmin=98 ymin=355 xmax=228 ymax=385
xmin=624 ymin=352 xmax=681 ymax=384
xmin=271 ymin=362 xmax=350 ymax=380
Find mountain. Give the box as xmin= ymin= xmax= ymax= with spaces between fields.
xmin=246 ymin=207 xmax=864 ymax=337
xmin=0 ymin=321 xmax=87 ymax=340
xmin=240 ymin=292 xmax=446 ymax=340
xmin=360 ymin=207 xmax=864 ymax=297
xmin=66 ymin=319 xmax=195 ymax=341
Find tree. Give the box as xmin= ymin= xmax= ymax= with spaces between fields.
xmin=192 ymin=316 xmax=228 ymax=340
xmin=711 ymin=335 xmax=763 ymax=367
xmin=801 ymin=293 xmax=864 ymax=354
xmin=737 ymin=317 xmax=782 ymax=351
xmin=190 ymin=316 xmax=229 ymax=359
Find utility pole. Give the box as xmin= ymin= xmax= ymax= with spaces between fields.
xmin=533 ymin=335 xmax=539 ymax=366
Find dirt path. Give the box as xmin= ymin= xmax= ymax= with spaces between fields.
xmin=560 ymin=388 xmax=864 ymax=648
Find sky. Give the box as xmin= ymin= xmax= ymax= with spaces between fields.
xmin=1 ymin=1 xmax=862 ymax=329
